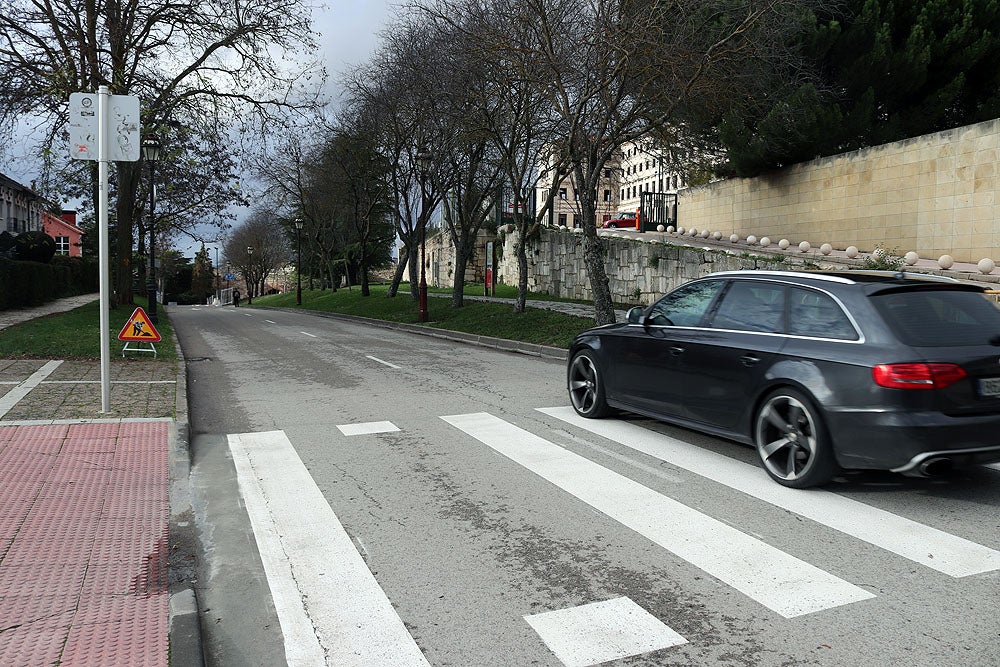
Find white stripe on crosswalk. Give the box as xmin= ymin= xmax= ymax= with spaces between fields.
xmin=228 ymin=431 xmax=429 ymax=667
xmin=442 ymin=412 xmax=874 ymax=618
xmin=540 ymin=406 xmax=1000 ymax=578
xmin=0 ymin=360 xmax=62 ymax=418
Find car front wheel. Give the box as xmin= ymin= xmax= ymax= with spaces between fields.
xmin=568 ymin=349 xmax=611 ymax=418
xmin=754 ymin=388 xmax=836 ymax=488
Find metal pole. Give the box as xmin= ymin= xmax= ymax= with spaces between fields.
xmin=97 ymin=85 xmax=111 ymax=413
xmin=147 ymin=159 xmax=158 ymax=323
xmin=296 ymin=225 xmax=302 ymax=306
xmin=418 ymin=219 xmax=428 ymax=322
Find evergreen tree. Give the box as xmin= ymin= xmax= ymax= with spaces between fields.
xmin=190 ymin=245 xmax=215 ymax=303
xmin=721 ymin=0 xmax=1000 ymax=176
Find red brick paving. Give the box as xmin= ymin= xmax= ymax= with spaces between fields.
xmin=0 ymin=420 xmax=169 ymax=667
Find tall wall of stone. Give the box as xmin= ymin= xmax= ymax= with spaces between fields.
xmin=496 ymin=228 xmax=808 ymax=305
xmin=678 ymin=118 xmax=1000 ymax=264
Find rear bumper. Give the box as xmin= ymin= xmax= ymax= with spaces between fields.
xmin=825 ymin=407 xmax=1000 ymax=471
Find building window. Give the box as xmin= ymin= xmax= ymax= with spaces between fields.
xmin=55 ymin=236 xmax=70 ymax=255
xmin=603 ymin=189 xmax=611 ymax=202
xmin=558 ymin=213 xmax=567 ymax=226
xmin=559 ymin=187 xmax=567 ymax=199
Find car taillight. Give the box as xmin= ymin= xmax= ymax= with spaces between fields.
xmin=872 ymin=363 xmax=967 ymax=390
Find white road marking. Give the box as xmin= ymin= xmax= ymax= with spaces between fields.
xmin=0 ymin=360 xmax=63 ymax=418
xmin=986 ymin=463 xmax=1000 ymax=472
xmin=300 ymin=331 xmax=318 ymax=338
xmin=540 ymin=406 xmax=1000 ymax=578
xmin=525 ymin=597 xmax=686 ymax=667
xmin=366 ymin=355 xmax=400 ymax=369
xmin=41 ymin=380 xmax=176 ymax=384
xmin=228 ymin=430 xmax=429 ymax=667
xmin=337 ymin=421 xmax=400 ymax=436
xmin=265 ymin=319 xmax=276 ymax=324
xmin=442 ymin=412 xmax=874 ymax=618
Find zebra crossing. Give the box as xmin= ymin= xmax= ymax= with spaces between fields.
xmin=228 ymin=410 xmax=1000 ymax=667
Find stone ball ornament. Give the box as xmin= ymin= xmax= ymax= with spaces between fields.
xmin=677 ymin=226 xmax=686 ymax=235
xmin=846 ymin=246 xmax=859 ymax=258
xmin=937 ymin=254 xmax=954 ymax=269
xmin=712 ymin=231 xmax=723 ymax=240
xmin=778 ymin=239 xmax=790 ymax=250
xmin=729 ymin=234 xmax=740 ymax=243
xmin=666 ymin=225 xmax=675 ymax=233
xmin=746 ymin=235 xmax=757 ymax=245
xmin=820 ymin=243 xmax=833 ymax=255
xmin=798 ymin=241 xmax=811 ymax=252
xmin=656 ymin=224 xmax=665 ymax=232
xmin=759 ymin=237 xmax=771 ymax=247
xmin=978 ymin=258 xmax=995 ymax=274
xmin=904 ymin=251 xmax=919 ymax=266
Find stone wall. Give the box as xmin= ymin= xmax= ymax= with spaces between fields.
xmin=678 ymin=118 xmax=1000 ymax=264
xmin=496 ymin=228 xmax=812 ymax=306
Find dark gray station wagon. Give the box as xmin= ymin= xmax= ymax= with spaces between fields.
xmin=567 ymin=270 xmax=1000 ymax=487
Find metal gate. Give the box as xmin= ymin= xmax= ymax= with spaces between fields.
xmin=638 ymin=192 xmax=678 ymax=233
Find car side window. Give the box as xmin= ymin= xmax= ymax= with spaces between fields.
xmin=647 ymin=280 xmax=724 ymax=327
xmin=788 ymin=287 xmax=858 ymax=340
xmin=708 ymin=281 xmax=786 ymax=333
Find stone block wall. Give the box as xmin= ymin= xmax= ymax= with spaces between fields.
xmin=497 ymin=228 xmax=803 ymax=306
xmin=678 ymin=118 xmax=1000 ymax=264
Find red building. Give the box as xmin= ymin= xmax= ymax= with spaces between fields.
xmin=42 ymin=209 xmax=84 ymax=257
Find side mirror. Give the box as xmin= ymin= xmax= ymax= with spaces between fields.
xmin=626 ymin=306 xmax=645 ymax=324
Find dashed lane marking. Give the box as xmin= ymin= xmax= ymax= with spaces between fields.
xmin=337 ymin=421 xmax=400 ymax=436
xmin=300 ymin=331 xmax=318 ymax=338
xmin=525 ymin=597 xmax=687 ymax=667
xmin=365 ymin=355 xmax=400 ymax=369
xmin=442 ymin=412 xmax=874 ymax=618
xmin=228 ymin=430 xmax=429 ymax=667
xmin=540 ymin=406 xmax=1000 ymax=578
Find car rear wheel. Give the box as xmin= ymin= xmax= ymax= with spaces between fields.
xmin=754 ymin=388 xmax=836 ymax=488
xmin=568 ymin=349 xmax=611 ymax=418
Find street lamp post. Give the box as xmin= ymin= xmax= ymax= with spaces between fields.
xmin=141 ymin=133 xmax=161 ymax=324
xmin=416 ymin=148 xmax=432 ymax=322
xmin=294 ymin=218 xmax=303 ymax=306
xmin=246 ymin=246 xmax=253 ymax=305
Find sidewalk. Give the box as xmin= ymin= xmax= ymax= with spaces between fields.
xmin=0 ymin=295 xmax=193 ymax=667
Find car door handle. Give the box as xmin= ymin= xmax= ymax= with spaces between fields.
xmin=740 ymin=354 xmax=761 ymax=366
xmin=669 ymin=346 xmax=685 ymax=356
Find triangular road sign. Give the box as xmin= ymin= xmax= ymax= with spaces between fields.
xmin=117 ymin=306 xmax=162 ymax=342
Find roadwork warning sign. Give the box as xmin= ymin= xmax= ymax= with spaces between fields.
xmin=117 ymin=307 xmax=162 ymax=342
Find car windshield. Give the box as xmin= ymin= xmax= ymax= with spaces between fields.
xmin=871 ymin=288 xmax=1000 ymax=346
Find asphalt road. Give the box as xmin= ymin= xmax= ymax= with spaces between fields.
xmin=170 ymin=303 xmax=1000 ymax=667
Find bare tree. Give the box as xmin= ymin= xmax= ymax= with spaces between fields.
xmin=0 ymin=0 xmax=323 ymax=304
xmin=224 ymin=210 xmax=290 ymax=299
xmin=421 ymin=0 xmax=821 ymax=324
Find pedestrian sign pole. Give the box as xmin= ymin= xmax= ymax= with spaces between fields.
xmin=69 ymin=86 xmax=140 ymax=412
xmin=118 ymin=307 xmax=161 ymax=357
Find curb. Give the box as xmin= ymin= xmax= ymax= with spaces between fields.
xmin=255 ymin=306 xmax=571 ymax=361
xmin=166 ymin=316 xmax=204 ymax=667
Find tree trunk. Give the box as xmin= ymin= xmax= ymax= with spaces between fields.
xmin=515 ymin=226 xmax=529 ymax=314
xmin=387 ymin=245 xmax=408 ymax=298
xmin=114 ymin=163 xmax=141 ymax=307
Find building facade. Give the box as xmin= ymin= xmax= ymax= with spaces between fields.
xmin=1 ymin=172 xmax=45 ymax=236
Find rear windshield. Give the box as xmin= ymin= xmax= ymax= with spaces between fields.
xmin=871 ymin=288 xmax=1000 ymax=346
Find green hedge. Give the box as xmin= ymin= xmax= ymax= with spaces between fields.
xmin=0 ymin=256 xmax=99 ymax=311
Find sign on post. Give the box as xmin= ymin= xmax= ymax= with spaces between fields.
xmin=69 ymin=88 xmax=142 ymax=410
xmin=118 ymin=307 xmax=161 ymax=358
xmin=69 ymin=92 xmax=141 ymax=162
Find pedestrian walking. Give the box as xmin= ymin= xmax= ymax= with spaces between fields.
xmin=233 ymin=288 xmax=241 ymax=307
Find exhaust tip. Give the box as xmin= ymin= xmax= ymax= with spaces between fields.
xmin=919 ymin=457 xmax=953 ymax=476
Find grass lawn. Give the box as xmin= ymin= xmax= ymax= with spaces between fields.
xmin=254 ymin=283 xmax=596 ymax=349
xmin=0 ymin=284 xmax=597 ymax=360
xmin=0 ymin=296 xmax=178 ymax=360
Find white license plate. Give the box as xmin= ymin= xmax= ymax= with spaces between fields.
xmin=979 ymin=377 xmax=1000 ymax=397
